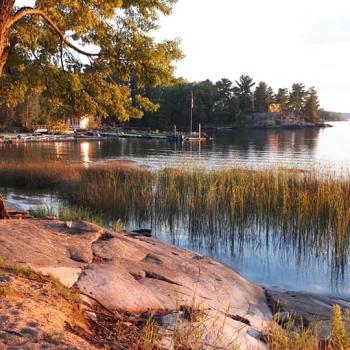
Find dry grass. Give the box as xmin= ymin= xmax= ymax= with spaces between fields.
xmin=267 ymin=305 xmax=350 ymax=350
xmin=1 ymin=161 xmax=350 ymax=273
xmin=0 ymin=259 xmax=80 ymax=302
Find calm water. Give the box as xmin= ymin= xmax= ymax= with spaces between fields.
xmin=1 ymin=121 xmax=350 ymax=170
xmin=2 ymin=121 xmax=350 ymax=296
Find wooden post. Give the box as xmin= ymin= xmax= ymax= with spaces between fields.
xmin=0 ymin=196 xmax=9 ymax=219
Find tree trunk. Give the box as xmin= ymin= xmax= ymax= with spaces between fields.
xmin=0 ymin=0 xmax=14 ymax=77
xmin=0 ymin=44 xmax=9 ymax=77
xmin=0 ymin=196 xmax=9 ymax=219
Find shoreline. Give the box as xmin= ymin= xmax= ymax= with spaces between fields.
xmin=0 ymin=217 xmax=272 ymax=349
xmin=0 ymin=214 xmax=346 ymax=347
xmin=204 ymin=121 xmax=333 ymax=131
xmin=1 ymin=195 xmax=349 ymax=346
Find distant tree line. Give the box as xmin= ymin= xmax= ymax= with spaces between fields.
xmin=133 ymin=75 xmax=322 ymax=129
xmin=319 ymin=110 xmax=347 ymax=122
xmin=0 ymin=74 xmax=323 ymax=130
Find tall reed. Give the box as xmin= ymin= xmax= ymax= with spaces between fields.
xmin=1 ymin=161 xmax=350 ymax=274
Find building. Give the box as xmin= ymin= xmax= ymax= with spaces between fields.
xmin=66 ymin=117 xmax=90 ymax=130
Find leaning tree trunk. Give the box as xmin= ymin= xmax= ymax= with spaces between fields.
xmin=0 ymin=196 xmax=9 ymax=219
xmin=0 ymin=2 xmax=14 ymax=217
xmin=0 ymin=0 xmax=14 ymax=77
xmin=0 ymin=43 xmax=9 ymax=77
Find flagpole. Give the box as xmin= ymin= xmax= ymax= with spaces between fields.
xmin=190 ymin=90 xmax=193 ymax=135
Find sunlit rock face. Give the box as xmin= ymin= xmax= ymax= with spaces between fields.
xmin=0 ymin=219 xmax=272 ymax=349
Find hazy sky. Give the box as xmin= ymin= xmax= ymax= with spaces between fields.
xmin=155 ymin=0 xmax=350 ymax=112
xmin=15 ymin=0 xmax=350 ymax=111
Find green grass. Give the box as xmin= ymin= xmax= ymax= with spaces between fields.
xmin=29 ymin=206 xmax=105 ymax=226
xmin=0 ymin=259 xmax=80 ymax=302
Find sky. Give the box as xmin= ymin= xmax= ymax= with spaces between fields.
xmin=15 ymin=0 xmax=350 ymax=111
xmin=154 ymin=0 xmax=350 ymax=112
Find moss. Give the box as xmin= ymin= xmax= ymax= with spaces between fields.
xmin=0 ymin=260 xmax=79 ymax=303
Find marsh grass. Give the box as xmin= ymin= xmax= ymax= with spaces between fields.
xmin=267 ymin=305 xmax=350 ymax=350
xmin=1 ymin=161 xmax=350 ymax=273
xmin=29 ymin=205 xmax=105 ymax=226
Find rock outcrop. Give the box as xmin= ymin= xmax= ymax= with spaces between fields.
xmin=0 ymin=219 xmax=272 ymax=349
xmin=266 ymin=288 xmax=350 ymax=338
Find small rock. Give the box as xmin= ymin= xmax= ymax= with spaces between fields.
xmin=0 ymin=275 xmax=11 ymax=284
xmin=65 ymin=221 xmax=73 ymax=229
xmin=27 ymin=322 xmax=39 ymax=328
xmin=43 ymin=334 xmax=61 ymax=346
xmin=30 ymin=284 xmax=43 ymax=290
xmin=20 ymin=327 xmax=38 ymax=339
xmin=0 ymin=315 xmax=9 ymax=324
xmin=161 ymin=313 xmax=179 ymax=327
xmin=85 ymin=311 xmax=97 ymax=322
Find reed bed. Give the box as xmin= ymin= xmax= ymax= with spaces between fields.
xmin=1 ymin=161 xmax=350 ymax=273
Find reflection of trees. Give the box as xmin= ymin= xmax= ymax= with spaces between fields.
xmin=209 ymin=129 xmax=320 ymax=161
xmin=0 ymin=128 xmax=321 ymax=165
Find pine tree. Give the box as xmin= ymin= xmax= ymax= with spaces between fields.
xmin=303 ymin=87 xmax=320 ymax=123
xmin=288 ymin=83 xmax=306 ymax=116
xmin=254 ymin=82 xmax=268 ymax=113
xmin=234 ymin=75 xmax=255 ymax=113
xmin=275 ymin=88 xmax=289 ymax=110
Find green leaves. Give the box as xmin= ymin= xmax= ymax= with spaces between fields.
xmin=0 ymin=0 xmax=181 ymax=122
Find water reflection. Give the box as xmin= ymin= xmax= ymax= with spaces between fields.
xmin=1 ymin=122 xmax=349 ymax=170
xmin=3 ymin=183 xmax=350 ymax=296
xmin=80 ymin=142 xmax=91 ymax=163
xmin=1 ymin=122 xmax=350 ymax=295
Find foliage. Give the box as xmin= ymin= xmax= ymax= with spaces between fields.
xmin=304 ymin=87 xmax=320 ymax=123
xmin=0 ymin=0 xmax=183 ymax=122
xmin=275 ymin=88 xmax=289 ymax=110
xmin=135 ymin=77 xmax=322 ymax=128
xmin=234 ymin=74 xmax=255 ymax=113
xmin=288 ymin=83 xmax=306 ymax=115
xmin=254 ymin=81 xmax=269 ymax=113
xmin=47 ymin=119 xmax=69 ymax=134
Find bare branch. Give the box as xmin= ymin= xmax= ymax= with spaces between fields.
xmin=7 ymin=7 xmax=100 ymax=58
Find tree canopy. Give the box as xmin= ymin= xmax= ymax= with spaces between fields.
xmin=134 ymin=76 xmax=322 ymax=129
xmin=0 ymin=0 xmax=183 ymax=122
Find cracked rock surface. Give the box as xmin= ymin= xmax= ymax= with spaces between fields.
xmin=0 ymin=219 xmax=272 ymax=349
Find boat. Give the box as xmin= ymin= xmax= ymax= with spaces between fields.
xmin=186 ymin=92 xmax=210 ymax=142
xmin=185 ymin=124 xmax=209 ymax=142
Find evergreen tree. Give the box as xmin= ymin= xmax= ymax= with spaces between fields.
xmin=267 ymin=86 xmax=275 ymax=106
xmin=288 ymin=83 xmax=306 ymax=115
xmin=234 ymin=75 xmax=255 ymax=113
xmin=214 ymin=78 xmax=233 ymax=112
xmin=304 ymin=87 xmax=320 ymax=123
xmin=254 ymin=82 xmax=268 ymax=113
xmin=275 ymin=88 xmax=289 ymax=110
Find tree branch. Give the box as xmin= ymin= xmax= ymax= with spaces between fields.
xmin=6 ymin=7 xmax=100 ymax=58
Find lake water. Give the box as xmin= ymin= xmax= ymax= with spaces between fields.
xmin=2 ymin=121 xmax=350 ymax=296
xmin=1 ymin=121 xmax=350 ymax=171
